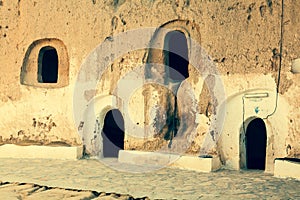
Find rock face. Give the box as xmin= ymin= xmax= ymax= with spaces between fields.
xmin=0 ymin=0 xmax=300 ymax=171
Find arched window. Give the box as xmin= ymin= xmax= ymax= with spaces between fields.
xmin=164 ymin=30 xmax=189 ymax=81
xmin=20 ymin=38 xmax=69 ymax=88
xmin=38 ymin=46 xmax=58 ymax=83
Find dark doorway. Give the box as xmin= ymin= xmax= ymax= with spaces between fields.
xmin=164 ymin=31 xmax=189 ymax=81
xmin=38 ymin=46 xmax=58 ymax=83
xmin=246 ymin=118 xmax=267 ymax=170
xmin=101 ymin=109 xmax=124 ymax=157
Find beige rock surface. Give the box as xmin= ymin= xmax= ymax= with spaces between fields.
xmin=0 ymin=182 xmax=138 ymax=200
xmin=0 ymin=0 xmax=299 ymax=171
xmin=0 ymin=158 xmax=299 ymax=199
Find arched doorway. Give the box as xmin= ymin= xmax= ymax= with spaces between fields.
xmin=101 ymin=109 xmax=124 ymax=157
xmin=246 ymin=118 xmax=267 ymax=170
xmin=164 ymin=30 xmax=189 ymax=81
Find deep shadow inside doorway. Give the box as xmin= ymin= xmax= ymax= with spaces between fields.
xmin=102 ymin=109 xmax=124 ymax=157
xmin=246 ymin=118 xmax=267 ymax=170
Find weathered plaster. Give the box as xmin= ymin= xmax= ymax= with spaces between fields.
xmin=0 ymin=0 xmax=299 ymax=172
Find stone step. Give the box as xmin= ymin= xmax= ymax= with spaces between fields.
xmin=118 ymin=150 xmax=221 ymax=172
xmin=0 ymin=144 xmax=82 ymax=160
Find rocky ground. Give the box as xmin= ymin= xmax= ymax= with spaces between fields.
xmin=0 ymin=181 xmax=145 ymax=200
xmin=0 ymin=158 xmax=299 ymax=199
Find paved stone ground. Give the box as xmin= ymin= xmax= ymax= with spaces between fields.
xmin=0 ymin=182 xmax=141 ymax=200
xmin=0 ymin=158 xmax=299 ymax=199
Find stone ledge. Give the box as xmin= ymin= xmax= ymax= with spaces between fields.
xmin=0 ymin=144 xmax=83 ymax=160
xmin=274 ymin=159 xmax=300 ymax=180
xmin=118 ymin=150 xmax=179 ymax=167
xmin=118 ymin=150 xmax=221 ymax=172
xmin=170 ymin=155 xmax=221 ymax=172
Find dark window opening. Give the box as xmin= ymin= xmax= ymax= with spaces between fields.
xmin=164 ymin=31 xmax=189 ymax=81
xmin=101 ymin=109 xmax=125 ymax=157
xmin=246 ymin=118 xmax=267 ymax=170
xmin=38 ymin=46 xmax=58 ymax=83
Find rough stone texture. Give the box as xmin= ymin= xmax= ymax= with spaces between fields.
xmin=0 ymin=158 xmax=299 ymax=199
xmin=1 ymin=0 xmax=300 ymax=171
xmin=0 ymin=181 xmax=141 ymax=200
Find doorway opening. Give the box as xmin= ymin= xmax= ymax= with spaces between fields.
xmin=245 ymin=118 xmax=267 ymax=170
xmin=38 ymin=46 xmax=58 ymax=83
xmin=101 ymin=109 xmax=124 ymax=157
xmin=164 ymin=30 xmax=189 ymax=81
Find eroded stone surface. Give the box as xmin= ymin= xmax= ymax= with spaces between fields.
xmin=0 ymin=0 xmax=300 ymax=172
xmin=0 ymin=182 xmax=139 ymax=200
xmin=0 ymin=158 xmax=299 ymax=199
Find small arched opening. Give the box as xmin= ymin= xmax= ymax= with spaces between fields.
xmin=164 ymin=30 xmax=189 ymax=81
xmin=245 ymin=118 xmax=267 ymax=170
xmin=38 ymin=46 xmax=58 ymax=83
xmin=101 ymin=109 xmax=125 ymax=157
